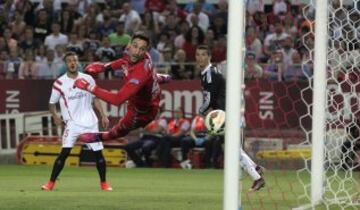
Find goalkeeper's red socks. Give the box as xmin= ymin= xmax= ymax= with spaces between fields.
xmin=41 ymin=181 xmax=55 ymax=191
xmin=100 ymin=182 xmax=113 ymax=191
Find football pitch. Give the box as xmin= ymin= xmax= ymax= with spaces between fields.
xmin=0 ymin=165 xmax=311 ymax=210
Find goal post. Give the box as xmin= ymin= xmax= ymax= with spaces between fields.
xmin=310 ymin=0 xmax=328 ymax=206
xmin=223 ymin=0 xmax=245 ymax=210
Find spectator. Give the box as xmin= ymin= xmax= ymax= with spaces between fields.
xmin=156 ymin=32 xmax=172 ymax=52
xmin=182 ymin=26 xmax=204 ymax=62
xmin=5 ymin=48 xmax=22 ymax=79
xmin=75 ymin=0 xmax=93 ymax=16
xmin=214 ymin=0 xmax=228 ymax=23
xmin=157 ymin=47 xmax=173 ymax=74
xmin=263 ymin=22 xmax=289 ymax=57
xmin=119 ymin=2 xmax=142 ymax=35
xmin=44 ymin=22 xmax=68 ymax=50
xmin=131 ymin=0 xmax=146 ymax=14
xmin=10 ymin=10 xmax=26 ymax=39
xmin=83 ymin=31 xmax=101 ymax=54
xmin=96 ymin=9 xmax=117 ymax=38
xmin=171 ymin=48 xmax=194 ymax=80
xmin=246 ymin=0 xmax=264 ymax=15
xmin=35 ymin=44 xmax=47 ymax=64
xmin=245 ymin=51 xmax=263 ymax=80
xmin=95 ymin=36 xmax=116 ymax=78
xmin=59 ymin=9 xmax=75 ymax=35
xmin=211 ymin=35 xmax=227 ymax=63
xmin=140 ymin=10 xmax=160 ymax=44
xmin=204 ymin=28 xmax=215 ymax=49
xmin=273 ymin=0 xmax=288 ymax=16
xmin=36 ymin=0 xmax=56 ymax=22
xmin=19 ymin=26 xmax=40 ymax=55
xmin=18 ymin=49 xmax=39 ymax=79
xmin=66 ymin=33 xmax=84 ymax=57
xmin=161 ymin=13 xmax=180 ymax=40
xmin=264 ymin=49 xmax=283 ymax=81
xmin=37 ymin=49 xmax=56 ymax=79
xmin=0 ymin=50 xmax=8 ymax=79
xmin=246 ymin=27 xmax=263 ymax=60
xmin=123 ymin=112 xmax=167 ymax=167
xmin=283 ymin=50 xmax=312 ymax=81
xmin=174 ymin=20 xmax=189 ymax=49
xmin=109 ymin=21 xmax=131 ymax=49
xmin=157 ymin=107 xmax=190 ymax=168
xmin=3 ymin=27 xmax=17 ymax=52
xmin=52 ymin=45 xmax=66 ymax=78
xmin=145 ymin=0 xmax=166 ymax=13
xmin=33 ymin=9 xmax=52 ymax=42
xmin=162 ymin=0 xmax=187 ymax=20
xmin=22 ymin=0 xmax=36 ymax=26
xmin=186 ymin=2 xmax=210 ymax=32
xmin=209 ymin=14 xmax=227 ymax=38
xmin=184 ymin=0 xmax=216 ymax=16
xmin=280 ymin=36 xmax=297 ymax=72
xmin=148 ymin=46 xmax=161 ymax=64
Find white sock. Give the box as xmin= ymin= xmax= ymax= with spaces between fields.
xmin=239 ymin=149 xmax=261 ymax=181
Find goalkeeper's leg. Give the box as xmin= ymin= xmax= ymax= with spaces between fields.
xmin=79 ymin=110 xmax=157 ymax=143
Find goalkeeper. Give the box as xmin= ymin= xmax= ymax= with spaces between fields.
xmin=73 ymin=32 xmax=171 ymax=145
xmin=196 ymin=45 xmax=265 ymax=191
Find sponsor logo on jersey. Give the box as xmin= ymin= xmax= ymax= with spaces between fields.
xmin=129 ymin=78 xmax=140 ymax=85
xmin=68 ymin=92 xmax=87 ymax=100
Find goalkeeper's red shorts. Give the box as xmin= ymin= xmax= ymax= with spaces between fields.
xmin=103 ymin=107 xmax=159 ymax=140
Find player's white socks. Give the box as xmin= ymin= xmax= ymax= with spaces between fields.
xmin=239 ymin=150 xmax=261 ymax=181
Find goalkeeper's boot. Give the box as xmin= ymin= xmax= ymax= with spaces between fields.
xmin=249 ymin=178 xmax=265 ymax=192
xmin=41 ymin=181 xmax=55 ymax=191
xmin=101 ymin=182 xmax=113 ymax=191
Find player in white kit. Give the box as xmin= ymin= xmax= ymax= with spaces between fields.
xmin=41 ymin=52 xmax=113 ymax=191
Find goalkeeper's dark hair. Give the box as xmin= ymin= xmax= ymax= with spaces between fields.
xmin=63 ymin=51 xmax=78 ymax=62
xmin=196 ymin=45 xmax=211 ymax=56
xmin=131 ymin=31 xmax=151 ymax=49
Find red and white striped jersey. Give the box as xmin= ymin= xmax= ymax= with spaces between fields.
xmin=49 ymin=72 xmax=98 ymax=127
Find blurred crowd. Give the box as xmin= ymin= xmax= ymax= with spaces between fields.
xmin=0 ymin=0 xmax=322 ymax=81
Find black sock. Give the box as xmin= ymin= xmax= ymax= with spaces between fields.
xmin=94 ymin=150 xmax=106 ymax=182
xmin=50 ymin=148 xmax=71 ymax=182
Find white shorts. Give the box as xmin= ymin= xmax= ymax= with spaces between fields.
xmin=62 ymin=121 xmax=104 ymax=151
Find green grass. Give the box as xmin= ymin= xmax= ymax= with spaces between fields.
xmin=0 ymin=165 xmax=357 ymax=210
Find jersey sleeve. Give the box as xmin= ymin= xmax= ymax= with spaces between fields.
xmin=199 ymin=71 xmax=218 ymax=114
xmin=49 ymin=83 xmax=61 ymax=104
xmin=87 ymin=75 xmax=97 ymax=99
xmin=92 ymin=61 xmax=152 ymax=106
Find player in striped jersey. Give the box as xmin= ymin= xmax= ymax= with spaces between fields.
xmin=41 ymin=51 xmax=112 ymax=191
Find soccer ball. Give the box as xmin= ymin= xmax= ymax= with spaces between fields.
xmin=205 ymin=109 xmax=226 ymax=135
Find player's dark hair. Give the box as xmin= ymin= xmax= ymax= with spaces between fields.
xmin=131 ymin=31 xmax=151 ymax=48
xmin=196 ymin=44 xmax=211 ymax=56
xmin=63 ymin=51 xmax=78 ymax=62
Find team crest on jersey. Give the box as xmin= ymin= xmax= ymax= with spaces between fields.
xmin=129 ymin=78 xmax=140 ymax=85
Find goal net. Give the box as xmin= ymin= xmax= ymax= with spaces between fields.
xmin=237 ymin=0 xmax=360 ymax=209
xmin=295 ymin=0 xmax=360 ymax=209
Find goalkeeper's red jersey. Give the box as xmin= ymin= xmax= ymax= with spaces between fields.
xmin=93 ymin=55 xmax=161 ymax=113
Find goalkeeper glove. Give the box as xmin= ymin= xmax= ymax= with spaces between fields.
xmin=73 ymin=78 xmax=96 ymax=92
xmin=156 ymin=73 xmax=172 ymax=84
xmin=85 ymin=62 xmax=105 ymax=74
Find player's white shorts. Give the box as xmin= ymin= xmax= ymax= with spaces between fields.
xmin=62 ymin=121 xmax=104 ymax=151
